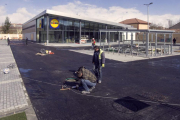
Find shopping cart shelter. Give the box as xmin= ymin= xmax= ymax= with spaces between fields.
xmin=99 ymin=29 xmax=175 ymax=58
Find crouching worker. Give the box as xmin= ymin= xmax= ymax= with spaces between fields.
xmin=77 ymin=67 xmax=97 ymax=94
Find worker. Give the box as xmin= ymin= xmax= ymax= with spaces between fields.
xmin=7 ymin=37 xmax=10 ymax=46
xmin=26 ymin=37 xmax=28 ymax=45
xmin=76 ymin=67 xmax=97 ymax=94
xmin=92 ymin=38 xmax=96 ymax=49
xmin=92 ymin=46 xmax=105 ymax=83
xmin=173 ymin=38 xmax=176 ymax=46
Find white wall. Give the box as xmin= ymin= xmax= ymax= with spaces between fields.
xmin=23 ymin=32 xmax=36 ymax=41
xmin=122 ymin=32 xmax=136 ymax=40
xmin=22 ymin=20 xmax=36 ymax=41
xmin=0 ymin=34 xmax=23 ymax=40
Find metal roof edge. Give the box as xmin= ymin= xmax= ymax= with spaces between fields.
xmin=23 ymin=10 xmax=47 ymax=25
xmin=45 ymin=9 xmax=133 ymax=29
xmin=99 ymin=29 xmax=175 ymax=33
xmin=23 ymin=9 xmax=134 ymax=29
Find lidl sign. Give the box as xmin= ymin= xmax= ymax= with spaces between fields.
xmin=50 ymin=19 xmax=59 ymax=29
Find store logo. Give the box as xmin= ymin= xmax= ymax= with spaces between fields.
xmin=50 ymin=19 xmax=59 ymax=28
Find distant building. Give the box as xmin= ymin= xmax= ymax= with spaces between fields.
xmin=0 ymin=23 xmax=22 ymax=34
xmin=169 ymin=22 xmax=180 ymax=33
xmin=119 ymin=18 xmax=150 ymax=30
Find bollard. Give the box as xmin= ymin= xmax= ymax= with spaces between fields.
xmin=161 ymin=46 xmax=162 ymax=56
xmin=103 ymin=43 xmax=104 ymax=51
xmin=168 ymin=45 xmax=170 ymax=54
xmin=113 ymin=48 xmax=115 ymax=54
xmin=137 ymin=45 xmax=139 ymax=56
xmin=118 ymin=49 xmax=120 ymax=56
xmin=125 ymin=49 xmax=126 ymax=57
xmin=151 ymin=46 xmax=153 ymax=57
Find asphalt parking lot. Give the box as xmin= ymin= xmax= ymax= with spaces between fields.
xmin=10 ymin=41 xmax=180 ymax=120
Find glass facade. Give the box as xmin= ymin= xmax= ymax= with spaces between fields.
xmin=36 ymin=15 xmax=123 ymax=43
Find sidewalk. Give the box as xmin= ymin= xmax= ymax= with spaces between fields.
xmin=39 ymin=42 xmax=119 ymax=47
xmin=0 ymin=40 xmax=36 ymax=119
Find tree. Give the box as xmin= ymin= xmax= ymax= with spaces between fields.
xmin=149 ymin=23 xmax=165 ymax=30
xmin=2 ymin=17 xmax=11 ymax=34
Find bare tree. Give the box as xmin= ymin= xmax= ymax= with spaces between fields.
xmin=150 ymin=23 xmax=165 ymax=30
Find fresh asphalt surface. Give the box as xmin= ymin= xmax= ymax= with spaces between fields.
xmin=10 ymin=41 xmax=180 ymax=120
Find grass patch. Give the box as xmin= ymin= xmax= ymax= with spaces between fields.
xmin=0 ymin=112 xmax=27 ymax=120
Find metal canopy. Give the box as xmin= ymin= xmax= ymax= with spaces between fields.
xmin=99 ymin=29 xmax=175 ymax=34
xmin=99 ymin=28 xmax=174 ymax=58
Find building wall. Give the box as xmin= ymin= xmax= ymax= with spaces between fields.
xmin=0 ymin=34 xmax=23 ymax=40
xmin=22 ymin=20 xmax=36 ymax=41
xmin=127 ymin=24 xmax=148 ymax=30
xmin=173 ymin=33 xmax=180 ymax=43
xmin=130 ymin=24 xmax=138 ymax=29
xmin=122 ymin=32 xmax=136 ymax=40
xmin=139 ymin=24 xmax=148 ymax=29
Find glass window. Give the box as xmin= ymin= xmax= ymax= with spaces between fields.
xmin=64 ymin=19 xmax=69 ymax=30
xmin=81 ymin=21 xmax=84 ymax=29
xmin=103 ymin=25 xmax=106 ymax=29
xmin=68 ymin=20 xmax=74 ymax=31
xmin=94 ymin=23 xmax=98 ymax=31
xmin=99 ymin=24 xmax=103 ymax=29
xmin=90 ymin=23 xmax=94 ymax=30
xmin=111 ymin=26 xmax=115 ymax=29
xmin=107 ymin=25 xmax=111 ymax=29
xmin=59 ymin=19 xmax=64 ymax=30
xmin=74 ymin=21 xmax=79 ymax=28
xmin=85 ymin=22 xmax=89 ymax=29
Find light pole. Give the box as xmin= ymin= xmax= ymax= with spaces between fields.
xmin=144 ymin=2 xmax=153 ymax=30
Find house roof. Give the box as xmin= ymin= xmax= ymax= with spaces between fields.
xmin=119 ymin=18 xmax=150 ymax=25
xmin=169 ymin=22 xmax=180 ymax=29
xmin=23 ymin=9 xmax=135 ymax=29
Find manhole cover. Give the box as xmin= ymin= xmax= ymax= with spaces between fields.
xmin=113 ymin=96 xmax=150 ymax=113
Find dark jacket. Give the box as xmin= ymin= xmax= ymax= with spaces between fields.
xmin=92 ymin=49 xmax=105 ymax=66
xmin=173 ymin=38 xmax=176 ymax=42
xmin=78 ymin=68 xmax=97 ymax=83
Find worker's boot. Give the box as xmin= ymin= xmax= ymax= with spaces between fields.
xmin=82 ymin=91 xmax=90 ymax=94
xmin=89 ymin=86 xmax=95 ymax=92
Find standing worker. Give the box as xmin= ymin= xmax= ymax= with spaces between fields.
xmin=92 ymin=46 xmax=105 ymax=83
xmin=92 ymin=38 xmax=96 ymax=49
xmin=7 ymin=37 xmax=10 ymax=46
xmin=26 ymin=37 xmax=28 ymax=46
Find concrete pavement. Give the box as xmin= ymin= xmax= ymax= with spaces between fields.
xmin=0 ymin=40 xmax=37 ymax=120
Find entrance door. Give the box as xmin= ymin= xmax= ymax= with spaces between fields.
xmin=39 ymin=31 xmax=41 ymax=43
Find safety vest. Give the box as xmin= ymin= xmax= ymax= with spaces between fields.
xmin=99 ymin=49 xmax=103 ymax=59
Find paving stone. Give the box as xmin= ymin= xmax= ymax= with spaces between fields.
xmin=0 ymin=40 xmax=28 ymax=115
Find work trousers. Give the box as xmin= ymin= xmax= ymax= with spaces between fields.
xmin=93 ymin=65 xmax=102 ymax=81
xmin=81 ymin=79 xmax=96 ymax=92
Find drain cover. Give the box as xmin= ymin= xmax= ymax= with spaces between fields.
xmin=114 ymin=96 xmax=150 ymax=112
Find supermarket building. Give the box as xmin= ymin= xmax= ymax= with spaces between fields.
xmin=22 ymin=9 xmax=135 ymax=43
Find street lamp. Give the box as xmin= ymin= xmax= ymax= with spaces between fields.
xmin=144 ymin=2 xmax=153 ymax=30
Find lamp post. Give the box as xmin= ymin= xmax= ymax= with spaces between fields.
xmin=144 ymin=2 xmax=153 ymax=30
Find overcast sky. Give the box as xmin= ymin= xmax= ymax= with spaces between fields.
xmin=0 ymin=0 xmax=180 ymax=27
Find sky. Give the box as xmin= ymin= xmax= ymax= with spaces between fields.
xmin=0 ymin=0 xmax=180 ymax=27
